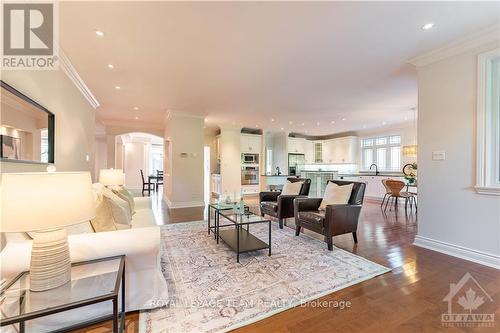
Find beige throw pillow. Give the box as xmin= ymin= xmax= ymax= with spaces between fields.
xmin=281 ymin=181 xmax=303 ymax=195
xmin=113 ymin=187 xmax=135 ymax=216
xmin=90 ymin=197 xmax=117 ymax=232
xmin=103 ymin=188 xmax=132 ymax=225
xmin=319 ymin=182 xmax=354 ymax=211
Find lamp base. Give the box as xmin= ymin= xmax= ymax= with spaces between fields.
xmin=29 ymin=228 xmax=71 ymax=292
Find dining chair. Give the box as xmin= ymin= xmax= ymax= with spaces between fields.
xmin=384 ymin=179 xmax=416 ymax=214
xmin=156 ymin=170 xmax=164 ymax=191
xmin=140 ymin=169 xmax=154 ymax=196
xmin=380 ymin=179 xmax=392 ymax=208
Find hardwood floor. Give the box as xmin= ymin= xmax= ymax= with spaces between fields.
xmin=72 ymin=194 xmax=500 ymax=333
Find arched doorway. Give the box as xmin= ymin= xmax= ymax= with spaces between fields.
xmin=115 ymin=132 xmax=164 ymax=190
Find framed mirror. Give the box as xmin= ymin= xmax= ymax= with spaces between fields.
xmin=0 ymin=80 xmax=55 ymax=164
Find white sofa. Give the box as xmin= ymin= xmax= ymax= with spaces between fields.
xmin=0 ymin=186 xmax=168 ymax=331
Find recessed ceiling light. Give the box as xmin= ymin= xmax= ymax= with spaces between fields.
xmin=289 ymin=121 xmax=293 ymax=125
xmin=115 ymin=86 xmax=121 ymax=90
xmin=382 ymin=121 xmax=387 ymax=125
xmin=316 ymin=122 xmax=320 ymax=126
xmin=331 ymin=121 xmax=335 ymax=124
xmin=271 ymin=118 xmax=275 ymax=122
xmin=133 ymin=106 xmax=139 ymax=110
xmin=280 ymin=127 xmax=284 ymax=131
xmin=95 ymin=30 xmax=105 ymax=37
xmin=301 ymin=122 xmax=305 ymax=126
xmin=421 ymin=23 xmax=434 ymax=30
xmin=255 ymin=125 xmax=259 ymax=128
xmin=135 ymin=116 xmax=139 ymax=120
xmin=107 ymin=64 xmax=114 ymax=69
xmin=342 ymin=118 xmax=346 ymax=121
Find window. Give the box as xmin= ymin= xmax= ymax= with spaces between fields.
xmin=149 ymin=144 xmax=164 ymax=175
xmin=361 ymin=135 xmax=401 ymax=171
xmin=476 ymin=49 xmax=500 ymax=195
xmin=314 ymin=142 xmax=322 ymax=163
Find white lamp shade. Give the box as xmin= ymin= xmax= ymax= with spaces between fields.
xmin=99 ymin=169 xmax=124 ymax=186
xmin=1 ymin=172 xmax=96 ymax=232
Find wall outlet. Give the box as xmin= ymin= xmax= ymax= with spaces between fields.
xmin=432 ymin=151 xmax=446 ymax=161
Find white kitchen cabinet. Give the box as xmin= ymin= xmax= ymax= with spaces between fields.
xmin=288 ymin=137 xmax=307 ymax=154
xmin=357 ymin=175 xmax=407 ymax=199
xmin=322 ymin=140 xmax=333 ymax=163
xmin=305 ymin=140 xmax=315 ymax=163
xmin=329 ymin=136 xmax=358 ymax=164
xmin=241 ymin=134 xmax=262 ymax=153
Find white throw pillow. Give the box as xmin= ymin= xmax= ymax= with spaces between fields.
xmin=319 ymin=182 xmax=354 ymax=211
xmin=281 ymin=180 xmax=303 ymax=195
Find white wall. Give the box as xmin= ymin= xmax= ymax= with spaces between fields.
xmin=123 ymin=142 xmax=149 ymax=189
xmin=1 ymin=69 xmax=96 ymax=177
xmin=415 ymin=39 xmax=500 ymax=268
xmin=94 ymin=137 xmax=107 ymax=177
xmin=219 ymin=127 xmax=241 ymax=198
xmin=163 ymin=113 xmax=204 ymax=208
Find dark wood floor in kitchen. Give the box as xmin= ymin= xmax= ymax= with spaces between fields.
xmin=72 ymin=194 xmax=500 ymax=333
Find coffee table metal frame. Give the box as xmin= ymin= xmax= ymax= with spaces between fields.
xmin=216 ymin=211 xmax=272 ymax=263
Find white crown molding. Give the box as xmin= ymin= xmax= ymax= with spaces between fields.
xmin=408 ymin=25 xmax=500 ymax=68
xmin=414 ymin=235 xmax=500 ymax=270
xmin=59 ymin=49 xmax=100 ymax=109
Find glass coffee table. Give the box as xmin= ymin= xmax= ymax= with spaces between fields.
xmin=207 ymin=202 xmax=249 ymax=241
xmin=0 ymin=255 xmax=125 ymax=333
xmin=217 ymin=211 xmax=272 ymax=263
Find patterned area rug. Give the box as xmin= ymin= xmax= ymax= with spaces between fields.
xmin=139 ymin=221 xmax=390 ymax=333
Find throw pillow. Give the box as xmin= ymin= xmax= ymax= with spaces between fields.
xmin=113 ymin=187 xmax=135 ymax=216
xmin=103 ymin=188 xmax=132 ymax=225
xmin=90 ymin=197 xmax=117 ymax=232
xmin=319 ymin=182 xmax=354 ymax=211
xmin=281 ymin=180 xmax=303 ymax=195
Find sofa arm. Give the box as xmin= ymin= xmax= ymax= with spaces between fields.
xmin=259 ymin=191 xmax=280 ymax=203
xmin=325 ymin=204 xmax=363 ymax=235
xmin=134 ymin=196 xmax=152 ymax=210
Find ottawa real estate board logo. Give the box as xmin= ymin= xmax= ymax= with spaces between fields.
xmin=442 ymin=272 xmax=495 ymax=328
xmin=1 ymin=1 xmax=58 ymax=69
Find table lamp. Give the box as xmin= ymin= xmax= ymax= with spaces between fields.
xmin=1 ymin=172 xmax=96 ymax=292
xmin=99 ymin=168 xmax=124 ymax=188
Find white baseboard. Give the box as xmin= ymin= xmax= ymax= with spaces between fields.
xmin=414 ymin=235 xmax=500 ymax=270
xmin=163 ymin=196 xmax=205 ymax=209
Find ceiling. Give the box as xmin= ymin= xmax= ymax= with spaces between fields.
xmin=60 ymin=1 xmax=500 ymax=135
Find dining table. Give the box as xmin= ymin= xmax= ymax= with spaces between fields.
xmin=147 ymin=174 xmax=163 ymax=193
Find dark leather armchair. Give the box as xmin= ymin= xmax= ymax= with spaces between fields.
xmin=294 ymin=180 xmax=366 ymax=250
xmin=260 ymin=177 xmax=311 ymax=229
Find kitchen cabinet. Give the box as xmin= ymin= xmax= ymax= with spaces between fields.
xmin=241 ymin=134 xmax=262 ymax=153
xmin=324 ymin=136 xmax=358 ymax=164
xmin=288 ymin=137 xmax=306 ymax=154
xmin=305 ymin=141 xmax=315 ymax=163
xmin=356 ymin=175 xmax=408 ymax=199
